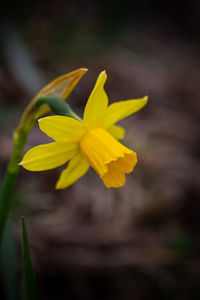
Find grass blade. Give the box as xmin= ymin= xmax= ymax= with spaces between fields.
xmin=21 ymin=217 xmax=36 ymax=300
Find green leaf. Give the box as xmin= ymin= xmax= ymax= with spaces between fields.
xmin=21 ymin=217 xmax=36 ymax=300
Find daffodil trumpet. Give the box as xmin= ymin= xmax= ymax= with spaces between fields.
xmin=20 ymin=71 xmax=148 ymax=189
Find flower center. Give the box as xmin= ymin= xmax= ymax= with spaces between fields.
xmin=79 ymin=128 xmax=137 ymax=187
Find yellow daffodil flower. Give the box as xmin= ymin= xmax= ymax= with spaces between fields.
xmin=20 ymin=71 xmax=148 ymax=189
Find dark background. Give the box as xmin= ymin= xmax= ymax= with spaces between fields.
xmin=0 ymin=1 xmax=200 ymax=299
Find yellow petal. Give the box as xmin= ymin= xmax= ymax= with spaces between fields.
xmin=83 ymin=71 xmax=108 ymax=128
xmin=32 ymin=68 xmax=88 ymax=118
xmin=107 ymin=125 xmax=125 ymax=140
xmin=103 ymin=96 xmax=148 ymax=129
xmin=56 ymin=153 xmax=89 ymax=189
xmin=38 ymin=116 xmax=85 ymax=142
xmin=19 ymin=142 xmax=78 ymax=171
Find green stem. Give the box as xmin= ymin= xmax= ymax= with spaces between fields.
xmin=0 ymin=173 xmax=17 ymax=240
xmin=0 ymin=120 xmax=34 ymax=241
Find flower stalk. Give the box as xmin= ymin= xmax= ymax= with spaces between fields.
xmin=0 ymin=108 xmax=37 ymax=240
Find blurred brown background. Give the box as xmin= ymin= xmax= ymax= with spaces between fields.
xmin=0 ymin=1 xmax=200 ymax=299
